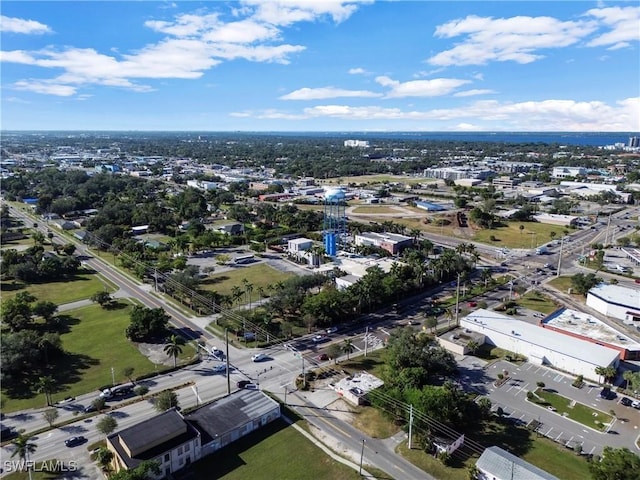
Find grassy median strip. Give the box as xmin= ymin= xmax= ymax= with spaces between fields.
xmin=530 ymin=388 xmax=612 ymax=431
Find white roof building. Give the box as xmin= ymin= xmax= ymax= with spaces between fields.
xmin=586 ymin=283 xmax=640 ymax=328
xmin=333 ymin=372 xmax=383 ymax=406
xmin=462 ymin=309 xmax=619 ymax=382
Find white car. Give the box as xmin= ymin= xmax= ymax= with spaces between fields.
xmin=251 ymin=353 xmax=267 ymax=362
xmin=212 ymin=364 xmax=227 ymax=373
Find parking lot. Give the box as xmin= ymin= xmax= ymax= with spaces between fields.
xmin=469 ymin=360 xmax=640 ymax=456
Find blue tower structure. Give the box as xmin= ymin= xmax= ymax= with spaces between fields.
xmin=323 ymin=188 xmax=346 ymax=257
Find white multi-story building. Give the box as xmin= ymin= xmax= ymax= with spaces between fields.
xmin=343 ymin=139 xmax=370 ymax=148
xmin=552 ymin=166 xmax=587 ymax=178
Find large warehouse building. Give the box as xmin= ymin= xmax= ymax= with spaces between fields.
xmin=461 ymin=309 xmax=620 ymax=382
xmin=586 ymin=284 xmax=640 ymax=327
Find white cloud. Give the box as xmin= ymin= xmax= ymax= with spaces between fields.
xmin=1 ymin=1 xmax=365 ymax=96
xmin=375 ymin=75 xmax=470 ymax=97
xmin=244 ymin=0 xmax=367 ymax=27
xmin=233 ymin=96 xmax=639 ymax=131
xmin=429 ymin=15 xmax=597 ymax=66
xmin=14 ymin=80 xmax=77 ymax=96
xmin=279 ymin=86 xmax=381 ymax=100
xmin=584 ymin=6 xmax=640 ymax=48
xmin=348 ymin=67 xmax=367 ymax=75
xmin=453 ymin=89 xmax=495 ymax=97
xmin=0 ymin=16 xmax=51 ymax=34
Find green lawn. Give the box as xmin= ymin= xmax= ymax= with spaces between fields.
xmin=516 ymin=291 xmax=560 ymax=314
xmin=473 ymin=222 xmax=568 ymax=249
xmin=191 ymin=418 xmax=364 ymax=480
xmin=531 ymin=388 xmax=612 ymax=431
xmin=0 ymin=272 xmax=116 ymax=305
xmin=199 ymin=263 xmax=294 ymax=303
xmin=1 ymin=303 xmax=162 ymax=412
xmin=546 ymin=276 xmax=587 ymax=299
xmin=339 ymin=349 xmax=387 ymax=379
xmin=351 ymin=205 xmax=401 ymax=214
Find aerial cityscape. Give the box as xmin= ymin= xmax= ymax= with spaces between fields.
xmin=1 ymin=2 xmax=640 ymax=480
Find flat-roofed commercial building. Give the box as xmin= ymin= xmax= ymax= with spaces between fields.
xmin=586 ymin=283 xmax=640 ymax=328
xmin=354 ymin=231 xmax=413 ymax=255
xmin=462 ymin=309 xmax=619 ymax=382
xmin=542 ymin=308 xmax=640 ymax=361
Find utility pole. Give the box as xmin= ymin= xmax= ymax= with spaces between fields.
xmin=364 ymin=326 xmax=369 ymax=357
xmin=605 ymin=213 xmax=612 ymax=245
xmin=408 ymin=404 xmax=414 ymax=449
xmin=111 ymin=367 xmax=115 ymax=386
xmin=225 ymin=329 xmax=230 ymax=395
xmin=359 ymin=439 xmax=366 ymax=476
xmin=284 ymin=386 xmax=288 ymax=405
xmin=556 ymin=235 xmax=564 ymax=277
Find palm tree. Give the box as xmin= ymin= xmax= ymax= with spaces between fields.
xmin=466 ymin=340 xmax=479 ymax=355
xmin=246 ymin=282 xmax=254 ymax=311
xmin=595 ymin=366 xmax=607 ymax=385
xmin=444 ymin=308 xmax=454 ymax=328
xmin=480 ymin=268 xmax=492 ymax=287
xmin=603 ymin=366 xmax=617 ymax=384
xmin=342 ymin=339 xmax=355 ymax=360
xmin=11 ymin=435 xmax=37 ymax=480
xmin=35 ymin=375 xmax=55 ymax=407
xmin=623 ymin=370 xmax=637 ymax=392
xmin=231 ymin=286 xmax=244 ymax=307
xmin=163 ymin=334 xmax=185 ymax=368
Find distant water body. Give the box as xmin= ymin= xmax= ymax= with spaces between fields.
xmin=283 ymin=131 xmax=638 ymax=147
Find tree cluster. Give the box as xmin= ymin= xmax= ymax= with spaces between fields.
xmin=125 ymin=306 xmax=170 ymax=342
xmin=1 ymin=246 xmax=80 ymax=283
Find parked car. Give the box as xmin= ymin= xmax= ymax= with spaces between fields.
xmin=251 ymin=353 xmax=267 ymax=362
xmin=468 ymin=301 xmax=477 ymax=308
xmin=620 ymin=397 xmax=633 ymax=406
xmin=64 ymin=436 xmax=87 ymax=447
xmin=600 ymin=387 xmax=617 ymax=400
xmin=632 ymin=400 xmax=640 ymax=409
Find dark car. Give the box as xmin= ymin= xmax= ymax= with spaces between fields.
xmin=620 ymin=397 xmax=633 ymax=406
xmin=236 ymin=380 xmax=251 ymax=389
xmin=600 ymin=387 xmax=617 ymax=400
xmin=84 ymin=404 xmax=98 ymax=413
xmin=65 ymin=436 xmax=86 ymax=447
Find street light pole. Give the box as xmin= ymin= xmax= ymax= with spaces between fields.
xmin=454 ymin=273 xmax=461 ymax=326
xmin=556 ymin=235 xmax=564 ymax=277
xmin=359 ymin=439 xmax=366 ymax=476
xmin=111 ymin=366 xmax=115 ymax=386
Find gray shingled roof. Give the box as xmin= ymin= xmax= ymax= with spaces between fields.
xmin=476 ymin=446 xmax=559 ymax=480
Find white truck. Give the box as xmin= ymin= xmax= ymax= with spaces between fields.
xmin=535 ymin=246 xmax=548 ymax=255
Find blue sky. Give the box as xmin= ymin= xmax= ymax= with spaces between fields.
xmin=1 ymin=1 xmax=639 ymax=131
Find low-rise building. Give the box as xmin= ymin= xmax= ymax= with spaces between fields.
xmin=333 ymin=372 xmax=383 ymax=405
xmin=354 ymin=231 xmax=413 ymax=255
xmin=552 ymin=166 xmax=587 ymax=178
xmin=586 ymin=283 xmax=640 ymax=328
xmin=476 ymin=446 xmax=559 ymax=480
xmin=462 ymin=309 xmax=619 ymax=382
xmin=532 ymin=213 xmax=578 ymax=227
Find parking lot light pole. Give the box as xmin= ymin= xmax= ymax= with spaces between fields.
xmin=359 ymin=439 xmax=366 ymax=476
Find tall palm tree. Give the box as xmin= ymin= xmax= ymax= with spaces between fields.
xmin=246 ymin=282 xmax=254 ymax=311
xmin=602 ymin=366 xmax=617 ymax=384
xmin=231 ymin=286 xmax=244 ymax=307
xmin=595 ymin=366 xmax=606 ymax=385
xmin=623 ymin=370 xmax=636 ymax=392
xmin=35 ymin=376 xmax=55 ymax=407
xmin=342 ymin=339 xmax=355 ymax=360
xmin=444 ymin=308 xmax=454 ymax=328
xmin=163 ymin=334 xmax=185 ymax=368
xmin=11 ymin=435 xmax=37 ymax=480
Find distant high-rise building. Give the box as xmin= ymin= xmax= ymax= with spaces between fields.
xmin=344 ymin=139 xmax=370 ymax=148
xmin=629 ymin=136 xmax=640 ymax=148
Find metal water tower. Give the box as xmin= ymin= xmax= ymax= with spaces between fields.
xmin=323 ymin=187 xmax=346 ymax=256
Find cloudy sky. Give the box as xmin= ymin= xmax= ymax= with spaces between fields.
xmin=1 ymin=1 xmax=639 ymax=131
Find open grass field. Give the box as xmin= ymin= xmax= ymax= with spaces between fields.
xmin=339 ymin=349 xmax=387 ymax=379
xmin=351 ymin=205 xmax=401 ymax=214
xmin=473 ymin=222 xmax=568 ymax=249
xmin=546 ymin=276 xmax=587 ymax=299
xmin=516 ymin=291 xmax=561 ymax=314
xmin=199 ymin=263 xmax=294 ymax=303
xmin=532 ymin=388 xmax=612 ymax=431
xmin=0 ymin=272 xmax=116 ymax=305
xmin=191 ymin=418 xmax=364 ymax=480
xmin=1 ymin=303 xmax=162 ymax=412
